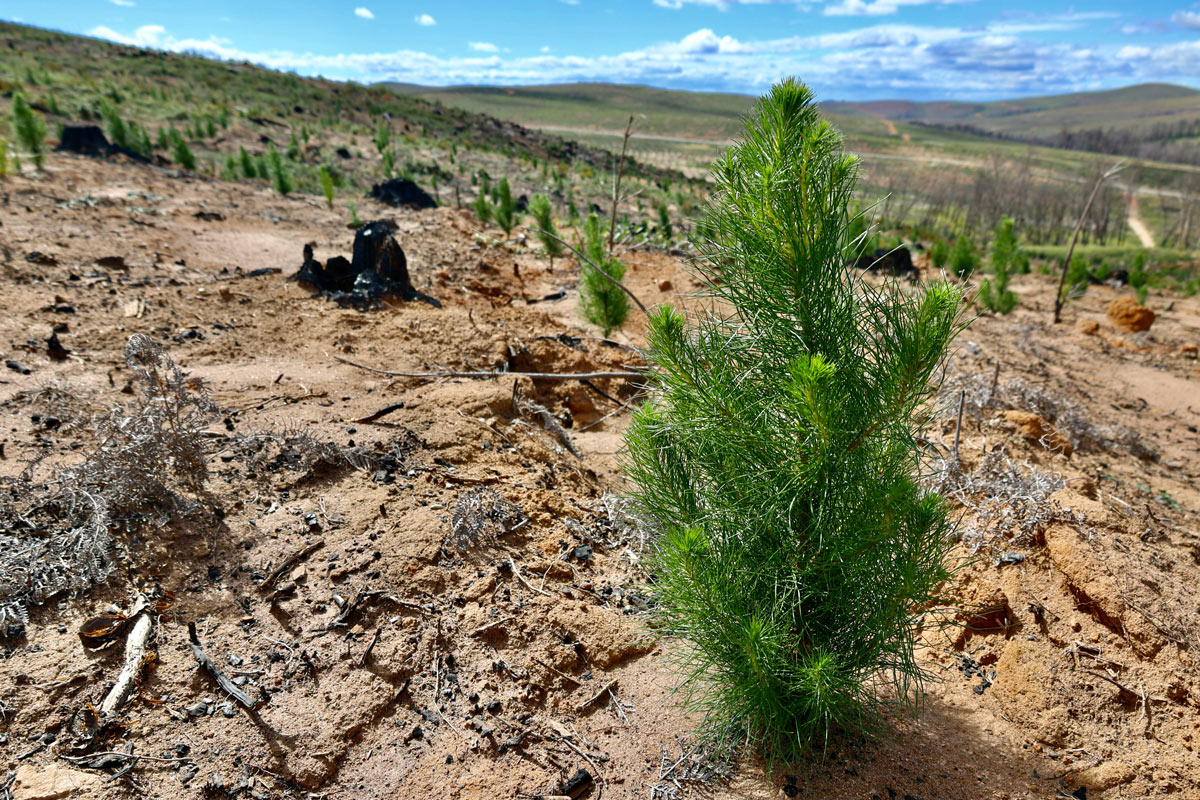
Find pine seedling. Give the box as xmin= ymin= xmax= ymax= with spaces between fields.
xmin=578 ymin=213 xmax=628 ymax=336
xmin=223 ymin=154 xmax=238 ymax=181
xmin=473 ymin=190 xmax=493 ymax=224
xmin=0 ymin=139 xmax=8 ymax=177
xmin=948 ymin=235 xmax=979 ymax=279
xmin=347 ymin=200 xmax=361 ymax=227
xmin=375 ymin=120 xmax=390 ymax=155
xmin=529 ymin=193 xmax=563 ymax=266
xmin=156 ymin=126 xmax=171 ymax=151
xmin=493 ymin=177 xmax=518 ymax=235
xmin=657 ymin=203 xmax=673 ymax=240
xmin=11 ymin=92 xmax=47 ymax=169
xmin=928 ymin=238 xmax=949 ymax=271
xmin=100 ymin=102 xmax=129 ymax=150
xmin=979 ymin=217 xmax=1019 ymax=314
xmin=239 ymin=146 xmax=256 ymax=178
xmin=287 ymin=131 xmax=301 ymax=160
xmin=267 ymin=143 xmax=293 ymax=195
xmin=320 ymin=164 xmax=335 ymax=208
xmin=172 ymin=135 xmax=196 ymax=171
xmin=624 ymin=79 xmax=964 ymax=763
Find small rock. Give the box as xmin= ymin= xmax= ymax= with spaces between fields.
xmin=5 ymin=360 xmax=31 ymax=375
xmin=12 ymin=763 xmax=103 ymax=800
xmin=1074 ymin=318 xmax=1099 ymax=335
xmin=290 ymin=565 xmax=308 ymax=584
xmin=186 ymin=700 xmax=210 ymax=717
xmin=656 ymin=278 xmax=673 ymax=292
xmin=486 ymin=700 xmax=502 ymax=714
xmin=227 ymin=654 xmax=243 ymax=667
xmin=1179 ymin=343 xmax=1198 ymax=359
xmin=219 ymin=702 xmax=236 ymax=717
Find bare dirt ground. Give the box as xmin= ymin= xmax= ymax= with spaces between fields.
xmin=1 ymin=152 xmax=1199 ymax=800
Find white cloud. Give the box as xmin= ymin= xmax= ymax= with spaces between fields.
xmin=82 ymin=22 xmax=1200 ymax=102
xmin=468 ymin=41 xmax=499 ymax=52
xmin=88 ymin=24 xmax=166 ymax=47
xmin=824 ymin=0 xmax=957 ymax=16
xmin=109 ymin=0 xmax=135 ymax=7
xmin=561 ymin=0 xmax=581 ymax=5
xmin=414 ymin=13 xmax=436 ymax=26
xmin=354 ymin=7 xmax=374 ymax=19
xmin=1173 ymin=10 xmax=1200 ymax=30
xmin=540 ymin=45 xmax=552 ymax=53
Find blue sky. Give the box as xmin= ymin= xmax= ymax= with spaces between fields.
xmin=6 ymin=1 xmax=1200 ymax=100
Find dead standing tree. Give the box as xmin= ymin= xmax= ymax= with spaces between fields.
xmin=1053 ymin=162 xmax=1125 ymax=324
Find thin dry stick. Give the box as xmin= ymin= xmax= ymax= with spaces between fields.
xmin=953 ymin=389 xmax=965 ymax=462
xmin=509 ymin=557 xmax=551 ymax=597
xmin=334 ymin=355 xmax=642 ymax=382
xmin=1054 ymin=162 xmax=1125 ymax=323
xmin=608 ymin=115 xmax=636 ymax=259
xmin=525 ymin=226 xmax=649 ymax=316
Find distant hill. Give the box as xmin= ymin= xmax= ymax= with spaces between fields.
xmin=385 ymin=82 xmax=755 ymax=141
xmin=390 ymin=81 xmax=1200 ymax=168
xmin=824 ymin=83 xmax=1200 ymax=139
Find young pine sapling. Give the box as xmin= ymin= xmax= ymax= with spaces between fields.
xmin=578 ymin=213 xmax=629 ymax=336
xmin=624 ymin=79 xmax=964 ymax=763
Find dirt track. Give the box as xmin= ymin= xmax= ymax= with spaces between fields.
xmin=1 ymin=152 xmax=1200 ymax=800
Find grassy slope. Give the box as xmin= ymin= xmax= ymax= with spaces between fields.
xmin=0 ymin=22 xmax=692 ymax=207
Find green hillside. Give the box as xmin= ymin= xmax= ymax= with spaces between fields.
xmin=825 ymin=83 xmax=1200 ymax=139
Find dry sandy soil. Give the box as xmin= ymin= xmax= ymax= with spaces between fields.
xmin=1 ymin=151 xmax=1199 ymax=800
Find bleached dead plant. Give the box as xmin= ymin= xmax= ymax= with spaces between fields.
xmin=0 ymin=335 xmax=218 ymax=634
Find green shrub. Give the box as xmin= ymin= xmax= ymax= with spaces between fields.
xmin=578 ymin=213 xmax=628 ymax=336
xmin=239 ymin=146 xmax=256 ymax=179
xmin=287 ymin=131 xmax=301 ymax=160
xmin=381 ymin=148 xmax=396 ymax=179
xmin=0 ymin=139 xmax=8 ymax=177
xmin=980 ymin=217 xmax=1019 ymax=314
xmin=1062 ymin=256 xmax=1090 ymax=301
xmin=320 ymin=165 xmax=335 ymax=208
xmin=171 ymin=134 xmax=196 ymax=170
xmin=223 ymin=154 xmax=238 ymax=181
xmin=11 ymin=92 xmax=47 ymax=168
xmin=347 ymin=200 xmax=360 ymax=227
xmin=529 ymin=193 xmax=563 ymax=264
xmin=156 ymin=126 xmax=170 ymax=151
xmin=928 ymin=238 xmax=949 ymax=270
xmin=374 ymin=120 xmax=389 ymax=154
xmin=267 ymin=143 xmax=292 ymax=195
xmin=493 ymin=177 xmax=518 ymax=235
xmin=624 ymin=80 xmax=963 ymax=762
xmin=948 ymin=235 xmax=979 ymax=279
xmin=657 ymin=203 xmax=673 ymax=240
xmin=473 ymin=190 xmax=493 ymax=224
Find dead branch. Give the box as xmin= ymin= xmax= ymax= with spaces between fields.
xmin=577 ymin=679 xmax=619 ymax=712
xmin=187 ymin=622 xmax=258 ymax=710
xmin=98 ymin=595 xmax=153 ymax=718
xmin=258 ymin=540 xmax=324 ymax=591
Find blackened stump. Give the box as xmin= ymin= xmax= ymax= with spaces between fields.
xmin=56 ymin=125 xmax=112 ymax=157
xmin=291 ymin=222 xmax=440 ymax=308
xmin=368 ymin=178 xmax=436 ymax=210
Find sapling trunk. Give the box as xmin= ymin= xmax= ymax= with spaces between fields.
xmin=624 ymin=79 xmax=965 ymax=762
